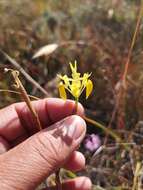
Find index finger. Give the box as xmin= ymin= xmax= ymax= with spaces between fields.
xmin=0 ymin=98 xmax=84 ymax=141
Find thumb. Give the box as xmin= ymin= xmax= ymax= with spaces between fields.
xmin=0 ymin=115 xmax=86 ymax=190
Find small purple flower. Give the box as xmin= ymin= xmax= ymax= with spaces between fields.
xmin=84 ymin=134 xmax=101 ymax=152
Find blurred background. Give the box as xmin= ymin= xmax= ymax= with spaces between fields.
xmin=0 ymin=0 xmax=143 ymax=189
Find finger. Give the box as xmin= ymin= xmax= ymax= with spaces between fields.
xmin=0 ymin=147 xmax=86 ymax=173
xmin=44 ymin=177 xmax=92 ymax=190
xmin=0 ymin=98 xmax=84 ymax=141
xmin=0 ymin=141 xmax=86 ymax=173
xmin=0 ymin=136 xmax=10 ymax=154
xmin=0 ymin=115 xmax=86 ymax=190
xmin=63 ymin=151 xmax=85 ymax=171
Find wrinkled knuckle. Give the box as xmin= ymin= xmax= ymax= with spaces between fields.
xmin=33 ymin=133 xmax=63 ymax=166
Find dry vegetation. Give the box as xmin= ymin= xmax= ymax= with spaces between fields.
xmin=0 ymin=0 xmax=143 ymax=189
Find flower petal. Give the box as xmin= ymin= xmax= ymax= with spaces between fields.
xmin=69 ymin=61 xmax=77 ymax=73
xmin=86 ymin=80 xmax=93 ymax=99
xmin=58 ymin=82 xmax=67 ymax=100
xmin=32 ymin=44 xmax=58 ymax=59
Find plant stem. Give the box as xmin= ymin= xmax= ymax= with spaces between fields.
xmin=75 ymin=98 xmax=79 ymax=114
xmin=83 ymin=115 xmax=121 ymax=142
xmin=0 ymin=89 xmax=39 ymax=100
xmin=8 ymin=69 xmax=42 ymax=131
xmin=104 ymin=1 xmax=143 ymax=145
xmin=55 ymin=170 xmax=62 ymax=190
xmin=1 ymin=50 xmax=49 ymax=96
xmin=132 ymin=162 xmax=141 ymax=190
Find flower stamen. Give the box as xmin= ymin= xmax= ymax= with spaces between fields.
xmin=58 ymin=61 xmax=93 ymax=100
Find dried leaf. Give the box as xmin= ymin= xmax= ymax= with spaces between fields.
xmin=32 ymin=44 xmax=58 ymax=59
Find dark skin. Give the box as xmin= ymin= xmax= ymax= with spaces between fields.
xmin=0 ymin=98 xmax=92 ymax=190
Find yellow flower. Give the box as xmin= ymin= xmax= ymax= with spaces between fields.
xmin=58 ymin=61 xmax=93 ymax=100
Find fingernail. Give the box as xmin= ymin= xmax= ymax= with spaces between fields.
xmin=63 ymin=115 xmax=86 ymax=140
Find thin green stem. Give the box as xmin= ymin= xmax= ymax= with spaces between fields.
xmin=83 ymin=115 xmax=121 ymax=142
xmin=75 ymin=98 xmax=79 ymax=114
xmin=83 ymin=116 xmax=130 ymax=150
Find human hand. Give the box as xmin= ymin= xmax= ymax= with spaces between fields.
xmin=0 ymin=98 xmax=92 ymax=190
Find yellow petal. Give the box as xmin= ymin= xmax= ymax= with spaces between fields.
xmin=86 ymin=80 xmax=93 ymax=99
xmin=69 ymin=61 xmax=77 ymax=73
xmin=58 ymin=83 xmax=67 ymax=100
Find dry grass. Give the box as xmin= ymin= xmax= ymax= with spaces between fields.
xmin=0 ymin=0 xmax=143 ymax=189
